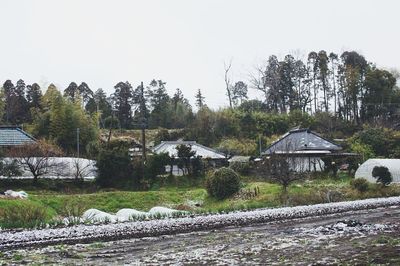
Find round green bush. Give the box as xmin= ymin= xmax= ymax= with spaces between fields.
xmin=350 ymin=178 xmax=369 ymax=193
xmin=205 ymin=167 xmax=241 ymax=200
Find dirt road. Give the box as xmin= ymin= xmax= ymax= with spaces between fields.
xmin=1 ymin=206 xmax=399 ymax=265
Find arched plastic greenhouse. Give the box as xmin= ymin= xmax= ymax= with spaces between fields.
xmin=355 ymin=159 xmax=400 ymax=183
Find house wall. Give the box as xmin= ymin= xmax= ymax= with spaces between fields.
xmin=165 ymin=165 xmax=185 ymax=176
xmin=288 ymin=157 xmax=325 ymax=172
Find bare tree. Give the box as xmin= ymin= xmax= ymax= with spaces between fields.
xmin=72 ymin=158 xmax=95 ymax=182
xmin=257 ymin=139 xmax=308 ymax=204
xmin=261 ymin=155 xmax=305 ymax=188
xmin=9 ymin=140 xmax=64 ymax=184
xmin=224 ymin=60 xmax=233 ymax=108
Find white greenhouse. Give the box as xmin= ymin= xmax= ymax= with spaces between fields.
xmin=355 ymin=159 xmax=400 ymax=183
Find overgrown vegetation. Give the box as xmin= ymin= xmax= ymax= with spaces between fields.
xmin=0 ymin=200 xmax=52 ymax=229
xmin=351 ymin=178 xmax=369 ymax=193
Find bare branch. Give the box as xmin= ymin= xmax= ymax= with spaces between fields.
xmin=9 ymin=140 xmax=64 ymax=183
xmin=224 ymin=59 xmax=233 ymax=108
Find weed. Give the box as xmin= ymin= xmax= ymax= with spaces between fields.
xmin=0 ymin=202 xmax=49 ymax=229
xmin=12 ymin=253 xmax=23 ymax=261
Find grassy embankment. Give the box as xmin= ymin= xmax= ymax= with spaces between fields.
xmin=1 ymin=174 xmax=400 ymax=229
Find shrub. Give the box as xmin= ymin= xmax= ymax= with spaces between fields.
xmin=96 ymin=148 xmax=133 ymax=188
xmin=205 ymin=167 xmax=241 ymax=200
xmin=145 ymin=153 xmax=170 ymax=180
xmin=372 ymin=166 xmax=392 ymax=186
xmin=0 ymin=159 xmax=22 ymax=177
xmin=350 ymin=141 xmax=375 ymax=162
xmin=351 ymin=178 xmax=369 ymax=193
xmin=229 ymin=161 xmax=250 ymax=175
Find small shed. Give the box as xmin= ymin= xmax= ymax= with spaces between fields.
xmin=355 ymin=159 xmax=400 ymax=183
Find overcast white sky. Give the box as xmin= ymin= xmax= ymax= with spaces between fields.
xmin=1 ymin=0 xmax=399 ymax=108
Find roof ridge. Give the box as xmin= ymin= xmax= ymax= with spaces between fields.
xmin=153 ymin=141 xmax=225 ymax=157
xmin=16 ymin=127 xmax=37 ymax=141
xmin=263 ymin=129 xmax=341 ymax=154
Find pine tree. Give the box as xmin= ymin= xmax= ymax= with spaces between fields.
xmin=8 ymin=79 xmax=29 ymax=124
xmin=195 ymin=89 xmax=205 ymax=109
xmin=147 ymin=79 xmax=170 ymax=128
xmin=26 ymin=83 xmax=43 ymax=109
xmin=113 ymin=81 xmax=133 ymax=128
xmin=64 ymin=82 xmax=78 ymax=101
xmin=77 ymin=82 xmax=94 ymax=104
xmin=231 ymin=81 xmax=248 ymax=106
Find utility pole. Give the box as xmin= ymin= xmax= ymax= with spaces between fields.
xmin=77 ymin=128 xmax=80 ymax=158
xmin=140 ymin=82 xmax=147 ymax=163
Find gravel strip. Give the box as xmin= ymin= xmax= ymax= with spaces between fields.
xmin=1 ymin=196 xmax=399 ymax=250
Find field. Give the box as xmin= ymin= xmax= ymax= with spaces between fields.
xmin=1 ymin=174 xmax=400 ymax=229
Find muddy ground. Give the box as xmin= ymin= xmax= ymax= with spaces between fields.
xmin=1 ymin=206 xmax=399 ymax=265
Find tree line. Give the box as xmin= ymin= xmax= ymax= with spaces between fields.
xmin=0 ymin=50 xmax=399 ymax=158
xmin=249 ymin=51 xmax=400 ymax=124
xmin=2 ymin=50 xmax=399 ymax=129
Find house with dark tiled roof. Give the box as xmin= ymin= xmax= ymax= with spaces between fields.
xmin=0 ymin=126 xmax=36 ymax=148
xmin=262 ymin=129 xmax=342 ymax=155
xmin=262 ymin=129 xmax=356 ymax=172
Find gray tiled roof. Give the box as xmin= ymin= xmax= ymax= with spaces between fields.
xmin=153 ymin=141 xmax=226 ymax=159
xmin=263 ymin=129 xmax=341 ymax=155
xmin=0 ymin=127 xmax=36 ymax=146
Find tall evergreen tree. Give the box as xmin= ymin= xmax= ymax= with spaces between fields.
xmin=64 ymin=82 xmax=79 ymax=101
xmin=26 ymin=83 xmax=43 ymax=109
xmin=170 ymin=88 xmax=193 ymax=128
xmin=278 ymin=55 xmax=296 ymax=112
xmin=328 ymin=52 xmax=339 ymax=115
xmin=113 ymin=81 xmax=133 ymax=128
xmin=317 ymin=50 xmax=330 ymax=112
xmin=77 ymin=82 xmax=94 ymax=104
xmin=86 ymin=88 xmax=112 ymax=128
xmin=231 ymin=81 xmax=248 ymax=106
xmin=2 ymin=80 xmax=14 ymax=123
xmin=339 ymin=51 xmax=368 ymax=124
xmin=307 ymin=51 xmax=319 ymax=113
xmin=172 ymin=88 xmax=188 ymax=111
xmin=363 ymin=68 xmax=396 ymax=122
xmin=7 ymin=79 xmax=29 ymax=124
xmin=147 ymin=79 xmax=170 ymax=128
xmin=195 ymin=89 xmax=205 ymax=109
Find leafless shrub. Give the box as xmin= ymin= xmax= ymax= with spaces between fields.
xmin=71 ymin=158 xmax=95 ymax=181
xmin=9 ymin=140 xmax=65 ymax=184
